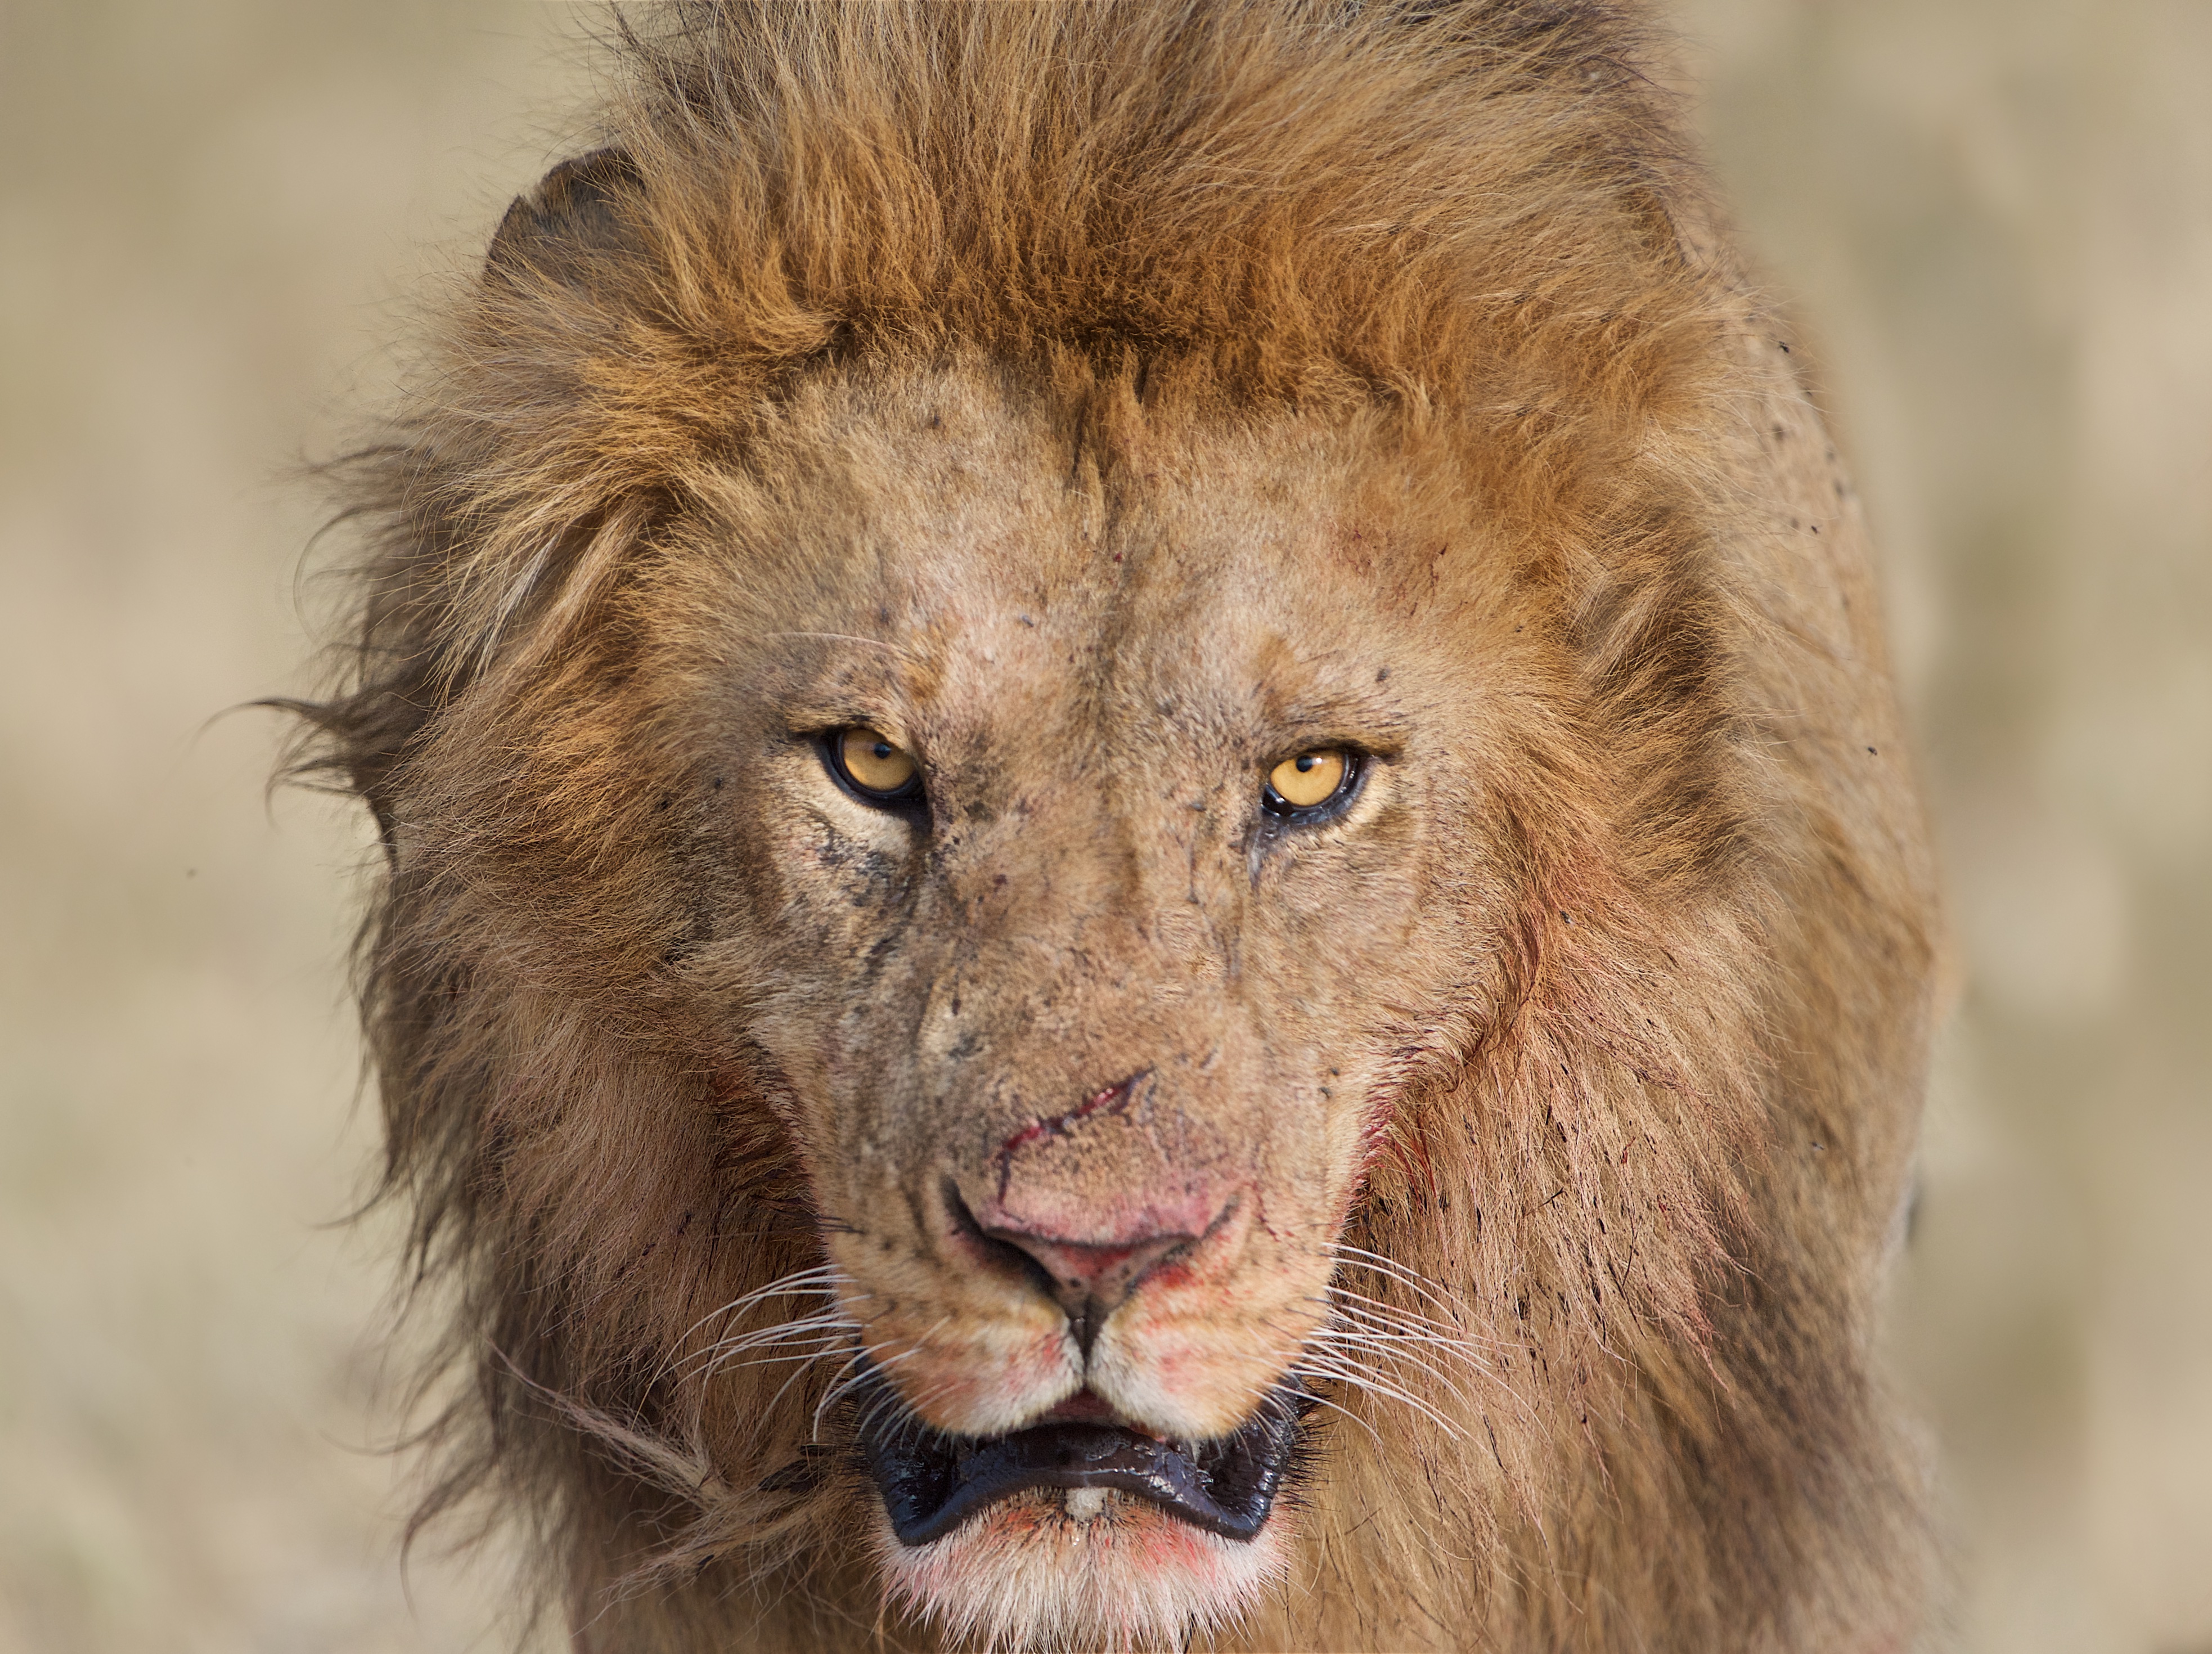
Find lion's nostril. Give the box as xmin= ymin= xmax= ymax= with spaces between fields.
xmin=963 ymin=1220 xmax=1063 ymax=1302
xmin=982 ymin=1228 xmax=1198 ymax=1353
xmin=996 ymin=1230 xmax=1194 ymax=1314
xmin=945 ymin=1180 xmax=1204 ymax=1349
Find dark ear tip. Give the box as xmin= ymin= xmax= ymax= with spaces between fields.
xmin=487 ymin=146 xmax=641 ymax=278
xmin=536 ymin=147 xmax=642 ymax=220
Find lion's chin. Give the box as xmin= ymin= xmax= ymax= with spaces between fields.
xmin=862 ymin=1390 xmax=1307 ymax=1651
xmin=873 ymin=1487 xmax=1292 ymax=1654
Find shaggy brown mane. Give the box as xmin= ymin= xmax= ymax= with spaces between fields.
xmin=289 ymin=3 xmax=1941 ymax=1649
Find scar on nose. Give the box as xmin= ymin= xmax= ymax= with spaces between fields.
xmin=992 ymin=1071 xmax=1150 ymax=1202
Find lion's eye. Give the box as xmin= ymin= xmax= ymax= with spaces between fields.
xmin=1264 ymin=748 xmax=1352 ymax=813
xmin=831 ymin=727 xmax=921 ymax=802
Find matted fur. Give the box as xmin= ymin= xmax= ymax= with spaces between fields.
xmin=289 ymin=3 xmax=1941 ymax=1649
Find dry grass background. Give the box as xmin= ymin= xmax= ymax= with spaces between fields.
xmin=1 ymin=3 xmax=2206 ymax=1651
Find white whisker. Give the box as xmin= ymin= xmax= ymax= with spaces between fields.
xmin=1319 ymin=1305 xmax=1498 ymax=1370
xmin=824 ymin=1345 xmax=927 ymax=1444
xmin=1310 ymin=1325 xmax=1484 ymax=1412
xmin=675 ymin=1262 xmax=848 ymax=1345
xmin=684 ymin=1309 xmax=857 ymax=1370
xmin=657 ymin=1262 xmax=854 ymax=1387
xmin=805 ymin=1349 xmax=879 ymax=1440
xmin=1324 ymin=1284 xmax=1493 ymax=1345
xmin=762 ymin=630 xmax=905 ymax=654
xmin=1292 ymin=1353 xmax=1467 ymax=1441
xmin=766 ymin=1323 xmax=869 ymax=1416
xmin=694 ymin=1337 xmax=854 ymax=1385
xmin=812 ymin=1319 xmax=944 ymax=1442
xmin=1288 ymin=1385 xmax=1385 ymax=1449
xmin=1328 ymin=1242 xmax=1466 ymax=1319
xmin=1320 ymin=1294 xmax=1501 ymax=1364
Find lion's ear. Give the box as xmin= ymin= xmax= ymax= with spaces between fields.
xmin=485 ymin=147 xmax=641 ymax=283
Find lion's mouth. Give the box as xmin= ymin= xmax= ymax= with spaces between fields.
xmin=860 ymin=1387 xmax=1307 ymax=1545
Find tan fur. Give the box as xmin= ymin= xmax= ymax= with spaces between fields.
xmin=290 ymin=3 xmax=1940 ymax=1649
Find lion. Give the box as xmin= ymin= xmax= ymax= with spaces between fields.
xmin=289 ymin=3 xmax=1942 ymax=1649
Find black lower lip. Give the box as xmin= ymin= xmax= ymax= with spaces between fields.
xmin=860 ymin=1394 xmax=1307 ymax=1547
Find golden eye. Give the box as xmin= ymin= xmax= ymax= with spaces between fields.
xmin=834 ymin=727 xmax=920 ymax=800
xmin=1265 ymin=748 xmax=1351 ymax=811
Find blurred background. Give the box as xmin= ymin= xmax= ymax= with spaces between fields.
xmin=1 ymin=2 xmax=2205 ymax=1649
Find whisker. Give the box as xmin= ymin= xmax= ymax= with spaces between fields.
xmin=673 ymin=1262 xmax=849 ymax=1349
xmin=685 ymin=1322 xmax=858 ymax=1387
xmin=1328 ymin=1240 xmax=1459 ymax=1305
xmin=821 ymin=1346 xmax=927 ymax=1445
xmin=690 ymin=1307 xmax=855 ymax=1351
xmin=1309 ymin=1326 xmax=1484 ymax=1412
xmin=1320 ymin=1293 xmax=1503 ymax=1363
xmin=1323 ymin=1284 xmax=1490 ymax=1342
xmin=804 ymin=1349 xmax=878 ymax=1440
xmin=1247 ymin=1304 xmax=1473 ymax=1442
xmin=1312 ymin=1301 xmax=1541 ymax=1432
xmin=762 ymin=630 xmax=905 ymax=655
xmin=853 ymin=1370 xmax=934 ymax=1446
xmin=1328 ymin=1243 xmax=1466 ymax=1319
xmin=658 ymin=1263 xmax=853 ymax=1387
xmin=811 ymin=1320 xmax=943 ymax=1442
xmin=683 ymin=1309 xmax=859 ymax=1372
xmin=1292 ymin=1353 xmax=1466 ymax=1441
xmin=694 ymin=1336 xmax=854 ymax=1385
xmin=1318 ymin=1305 xmax=1500 ymax=1376
xmin=766 ymin=1324 xmax=869 ymax=1416
xmin=1286 ymin=1384 xmax=1385 ymax=1449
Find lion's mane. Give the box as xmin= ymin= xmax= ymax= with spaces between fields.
xmin=290 ymin=3 xmax=1941 ymax=1649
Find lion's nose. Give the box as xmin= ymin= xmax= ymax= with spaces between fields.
xmin=975 ymin=1222 xmax=1199 ymax=1355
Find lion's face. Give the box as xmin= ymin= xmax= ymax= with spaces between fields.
xmin=317 ymin=7 xmax=1942 ymax=1647
xmin=605 ymin=359 xmax=1519 ymax=1630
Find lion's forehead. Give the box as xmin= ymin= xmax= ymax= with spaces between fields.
xmin=690 ymin=364 xmax=1476 ymax=763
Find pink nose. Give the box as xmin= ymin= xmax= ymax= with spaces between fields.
xmin=975 ymin=1221 xmax=1201 ymax=1353
xmin=956 ymin=1072 xmax=1239 ymax=1351
xmin=990 ymin=1226 xmax=1194 ymax=1312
